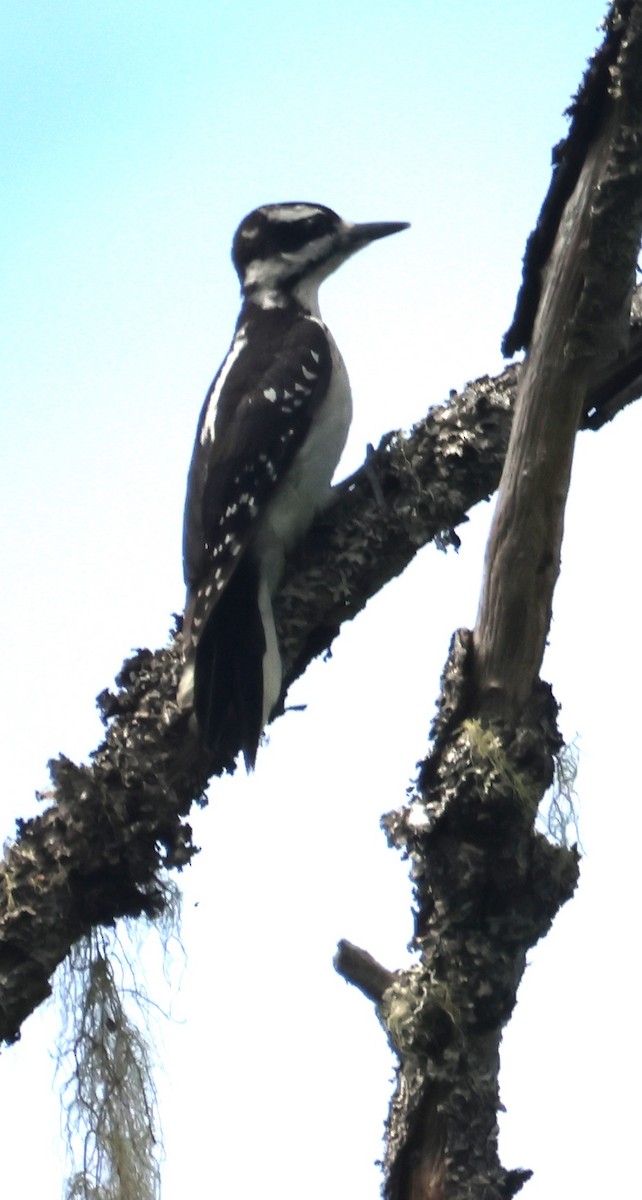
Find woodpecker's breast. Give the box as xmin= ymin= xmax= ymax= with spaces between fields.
xmin=251 ymin=327 xmax=351 ymax=588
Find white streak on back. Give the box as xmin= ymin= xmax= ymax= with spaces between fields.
xmin=200 ymin=328 xmax=248 ymax=445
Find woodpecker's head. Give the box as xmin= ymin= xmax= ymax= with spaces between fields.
xmin=232 ymin=202 xmax=409 ymax=310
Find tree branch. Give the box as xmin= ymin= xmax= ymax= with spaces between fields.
xmin=475 ymin=6 xmax=642 ymax=724
xmin=334 ymin=939 xmax=395 ymax=1003
xmin=373 ymin=4 xmax=642 ymax=1196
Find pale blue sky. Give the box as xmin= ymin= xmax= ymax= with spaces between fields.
xmin=2 ymin=3 xmax=640 ymax=1197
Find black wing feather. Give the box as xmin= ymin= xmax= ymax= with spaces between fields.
xmin=183 ymin=308 xmax=331 ymax=597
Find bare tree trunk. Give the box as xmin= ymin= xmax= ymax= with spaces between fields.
xmin=337 ymin=4 xmax=642 ymax=1196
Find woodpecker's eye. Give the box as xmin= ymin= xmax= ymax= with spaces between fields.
xmin=274 ymin=213 xmax=335 ymax=253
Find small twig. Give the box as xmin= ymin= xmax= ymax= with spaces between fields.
xmin=334 ymin=939 xmax=395 ymax=1004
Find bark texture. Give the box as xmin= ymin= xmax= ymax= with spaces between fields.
xmin=335 ymin=5 xmax=642 ymax=1196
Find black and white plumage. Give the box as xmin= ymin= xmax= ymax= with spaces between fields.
xmin=179 ymin=202 xmax=408 ymax=768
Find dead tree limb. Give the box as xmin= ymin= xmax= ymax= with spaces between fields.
xmin=340 ymin=5 xmax=642 ymax=1197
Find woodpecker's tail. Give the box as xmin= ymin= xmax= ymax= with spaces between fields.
xmin=183 ymin=556 xmax=279 ymax=770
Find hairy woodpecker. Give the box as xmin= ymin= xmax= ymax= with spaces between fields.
xmin=179 ymin=202 xmax=408 ymax=768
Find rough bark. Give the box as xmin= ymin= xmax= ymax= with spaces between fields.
xmin=336 ymin=4 xmax=642 ymax=1196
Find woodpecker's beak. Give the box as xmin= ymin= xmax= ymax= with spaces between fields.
xmin=345 ymin=220 xmax=410 ymax=254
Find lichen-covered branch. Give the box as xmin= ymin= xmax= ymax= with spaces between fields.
xmin=276 ymin=294 xmax=642 ymax=691
xmin=0 ymin=367 xmax=516 ymax=1046
xmin=381 ymin=674 xmax=579 ymax=1200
